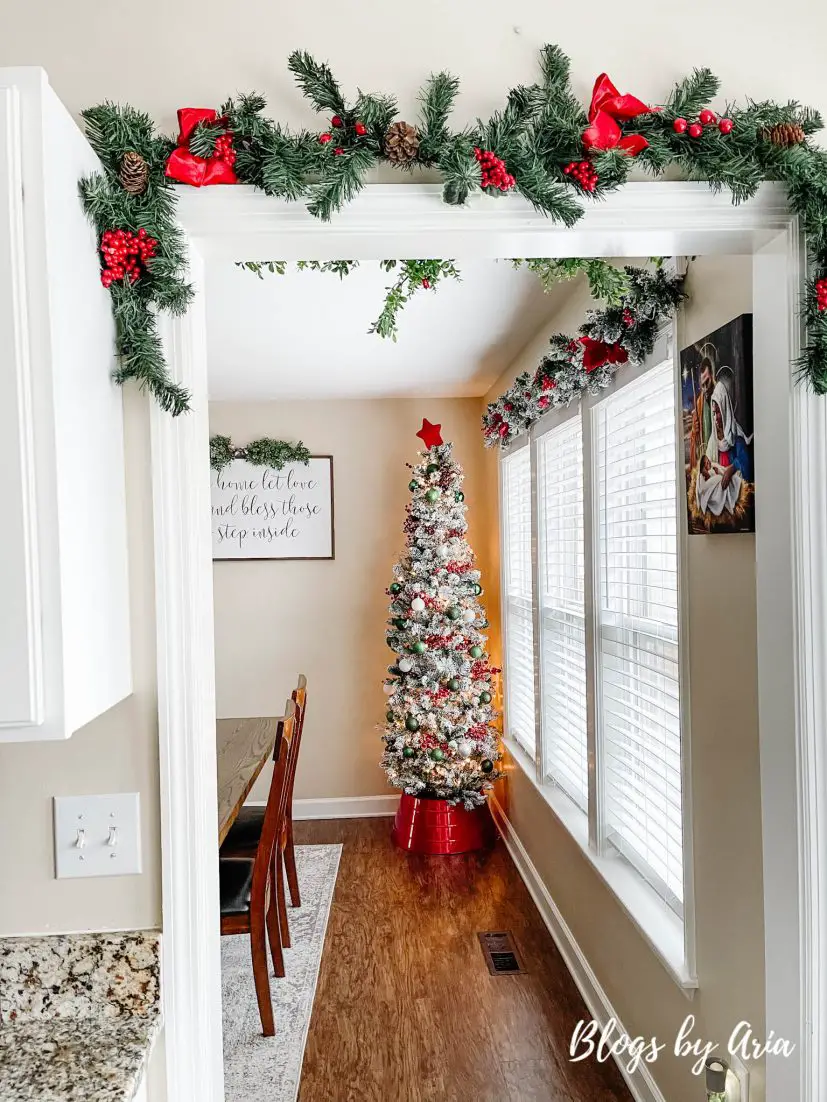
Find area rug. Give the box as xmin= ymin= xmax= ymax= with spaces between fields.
xmin=221 ymin=843 xmax=342 ymax=1102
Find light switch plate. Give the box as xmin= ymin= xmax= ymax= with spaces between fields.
xmin=53 ymin=793 xmax=142 ymax=878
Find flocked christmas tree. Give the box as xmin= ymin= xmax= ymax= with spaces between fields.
xmin=381 ymin=419 xmax=501 ymax=807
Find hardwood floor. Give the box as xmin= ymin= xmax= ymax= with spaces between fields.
xmin=295 ymin=817 xmax=632 ymax=1102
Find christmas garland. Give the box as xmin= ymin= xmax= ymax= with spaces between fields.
xmin=209 ymin=435 xmax=310 ymax=474
xmin=80 ymin=44 xmax=827 ymax=417
xmin=234 ymin=256 xmax=629 ymax=341
xmin=482 ymin=266 xmax=687 ymax=447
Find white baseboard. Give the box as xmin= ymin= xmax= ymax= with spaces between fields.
xmin=246 ymin=795 xmax=398 ymax=819
xmin=489 ymin=796 xmax=667 ymax=1102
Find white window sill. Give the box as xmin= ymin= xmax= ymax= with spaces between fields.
xmin=504 ymin=736 xmax=698 ymax=996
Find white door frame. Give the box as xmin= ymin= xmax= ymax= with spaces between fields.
xmin=150 ymin=181 xmax=826 ymax=1102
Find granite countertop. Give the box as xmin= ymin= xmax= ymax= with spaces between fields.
xmin=0 ymin=931 xmax=161 ymax=1102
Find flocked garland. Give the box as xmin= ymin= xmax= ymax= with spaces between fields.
xmin=482 ymin=266 xmax=687 ymax=448
xmin=79 ymin=44 xmax=827 ymax=416
xmin=209 ymin=435 xmax=310 ymax=474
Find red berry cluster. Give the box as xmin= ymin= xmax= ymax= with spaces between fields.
xmin=213 ymin=133 xmax=236 ymax=166
xmin=474 ymin=147 xmax=516 ymax=191
xmin=622 ymin=308 xmax=635 ymax=327
xmin=100 ymin=228 xmax=157 ymax=289
xmin=673 ymin=109 xmax=733 ymax=138
xmin=320 ymin=118 xmax=367 ymax=152
xmin=563 ymin=160 xmax=599 ymax=192
xmin=816 ymin=278 xmax=827 ymax=311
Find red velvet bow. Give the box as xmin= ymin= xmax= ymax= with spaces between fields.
xmin=165 ymin=108 xmax=238 ymax=187
xmin=582 ymin=74 xmax=649 ymax=156
xmin=579 ymin=336 xmax=629 ymax=373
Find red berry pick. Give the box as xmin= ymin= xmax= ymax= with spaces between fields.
xmin=699 ymin=109 xmax=717 ymax=126
xmin=816 ymin=278 xmax=827 ymax=312
xmin=719 ymin=118 xmax=734 ymax=135
xmin=331 ymin=115 xmax=343 ymax=128
xmin=688 ymin=123 xmax=703 ymax=139
xmin=673 ymin=118 xmax=688 ymax=134
xmin=319 ymin=132 xmax=332 ymax=144
xmin=354 ymin=121 xmax=367 ymax=136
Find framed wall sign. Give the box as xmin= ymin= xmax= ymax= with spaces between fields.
xmin=211 ymin=455 xmax=334 ymax=560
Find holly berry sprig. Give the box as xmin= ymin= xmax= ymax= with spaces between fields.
xmin=672 ymin=108 xmax=733 ymax=138
xmin=99 ymin=227 xmax=158 ymax=289
xmin=318 ymin=115 xmax=369 ymax=154
xmin=816 ymin=277 xmax=827 ymax=312
xmin=474 ymin=147 xmax=516 ymax=193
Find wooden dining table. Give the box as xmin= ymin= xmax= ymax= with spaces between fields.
xmin=216 ymin=716 xmax=280 ymax=845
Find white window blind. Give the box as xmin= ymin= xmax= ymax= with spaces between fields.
xmin=595 ymin=361 xmax=684 ymax=914
xmin=537 ymin=416 xmax=588 ymax=811
xmin=501 ymin=446 xmax=536 ymax=757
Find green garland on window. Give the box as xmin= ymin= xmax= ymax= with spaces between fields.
xmin=209 ymin=435 xmax=311 ymax=474
xmin=80 ymin=44 xmax=827 ymax=417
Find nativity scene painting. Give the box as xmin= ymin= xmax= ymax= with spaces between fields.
xmin=680 ymin=314 xmax=755 ymax=535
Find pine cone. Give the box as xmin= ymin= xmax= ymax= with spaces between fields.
xmin=760 ymin=122 xmax=806 ymax=148
xmin=384 ymin=121 xmax=420 ymax=165
xmin=119 ymin=151 xmax=149 ymax=195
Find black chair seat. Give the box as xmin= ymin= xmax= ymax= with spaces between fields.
xmin=221 ymin=805 xmax=266 ymax=856
xmin=219 ymin=857 xmax=254 ymax=916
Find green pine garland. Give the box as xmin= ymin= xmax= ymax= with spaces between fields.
xmin=482 ymin=265 xmax=687 ymax=447
xmin=80 ymin=45 xmax=827 ymax=416
xmin=209 ymin=434 xmax=311 ymax=474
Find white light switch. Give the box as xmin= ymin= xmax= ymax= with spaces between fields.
xmin=53 ymin=793 xmax=142 ymax=878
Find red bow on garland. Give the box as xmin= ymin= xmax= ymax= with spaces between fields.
xmin=579 ymin=336 xmax=629 ymax=373
xmin=582 ymin=74 xmax=650 ymax=156
xmin=165 ymin=108 xmax=238 ymax=187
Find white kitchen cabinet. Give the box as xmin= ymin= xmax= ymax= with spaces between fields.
xmin=0 ymin=68 xmax=131 ymax=741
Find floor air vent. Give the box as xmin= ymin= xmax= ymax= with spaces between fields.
xmin=478 ymin=931 xmax=526 ymax=976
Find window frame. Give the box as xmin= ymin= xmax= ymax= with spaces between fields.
xmin=499 ymin=326 xmax=697 ymax=991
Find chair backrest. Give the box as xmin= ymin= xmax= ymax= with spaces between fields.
xmin=286 ymin=675 xmax=308 ymax=812
xmin=250 ymin=700 xmax=295 ymax=902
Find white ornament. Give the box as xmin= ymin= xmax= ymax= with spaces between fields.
xmin=398 ymin=658 xmax=413 ymax=673
xmin=462 ymin=609 xmax=475 ymax=623
xmin=437 ymin=545 xmax=451 ymax=559
xmin=411 ymin=597 xmax=426 ymax=613
xmin=456 ymin=739 xmax=474 ymax=758
xmin=383 ymin=683 xmax=395 ymax=695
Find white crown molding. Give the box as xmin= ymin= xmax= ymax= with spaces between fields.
xmin=176 ymin=181 xmax=793 ymax=262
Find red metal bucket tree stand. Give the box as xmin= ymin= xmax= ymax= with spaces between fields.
xmin=382 ymin=419 xmax=501 ymax=855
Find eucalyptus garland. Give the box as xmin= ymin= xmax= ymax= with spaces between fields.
xmin=482 ymin=266 xmax=687 ymax=448
xmin=209 ymin=435 xmax=311 ymax=474
xmin=80 ymin=44 xmax=827 ymax=417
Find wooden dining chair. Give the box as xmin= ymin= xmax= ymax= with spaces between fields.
xmin=221 ymin=674 xmax=308 ymax=918
xmin=219 ymin=701 xmax=295 ymax=1037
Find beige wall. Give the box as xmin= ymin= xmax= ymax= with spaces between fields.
xmin=210 ymin=397 xmax=492 ymax=803
xmin=485 ymin=256 xmax=764 ymax=1102
xmin=1 ymin=1 xmax=824 ymax=137
xmin=0 ymin=392 xmax=161 ymax=935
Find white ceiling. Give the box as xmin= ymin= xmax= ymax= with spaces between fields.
xmin=205 ymin=259 xmax=568 ymax=400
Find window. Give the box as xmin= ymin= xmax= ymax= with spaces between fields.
xmin=537 ymin=415 xmax=588 ymax=812
xmin=499 ymin=351 xmax=689 ymax=952
xmin=595 ymin=364 xmax=683 ymax=913
xmin=501 ymin=445 xmax=535 ymax=756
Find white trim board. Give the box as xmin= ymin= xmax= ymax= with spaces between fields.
xmin=245 ymin=795 xmax=398 ymax=820
xmin=489 ymin=796 xmax=667 ymax=1102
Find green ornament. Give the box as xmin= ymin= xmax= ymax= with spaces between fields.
xmin=411 ymin=640 xmax=427 ymax=654
xmin=479 ymin=691 xmax=492 ymax=704
xmin=403 ymin=746 xmax=416 ymax=759
xmin=408 ymin=479 xmax=419 ymax=492
xmin=425 ymin=488 xmax=440 ymax=503
xmin=446 ymin=606 xmax=461 ymax=621
xmin=472 ymin=583 xmax=483 ymax=595
xmin=405 ymin=714 xmax=420 ymax=732
xmin=426 ymin=463 xmax=439 ymax=475
xmin=481 ymin=759 xmax=494 ymax=774
xmin=386 ymin=710 xmax=394 ymax=722
xmin=430 ymin=748 xmax=445 ymax=761
xmin=389 ymin=582 xmax=402 ymax=594
xmin=447 ymin=677 xmax=460 ymax=691
xmin=393 ymin=618 xmax=406 ymax=630
xmin=469 ymin=645 xmax=483 ymax=659
xmin=455 ymin=491 xmax=465 ymax=502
